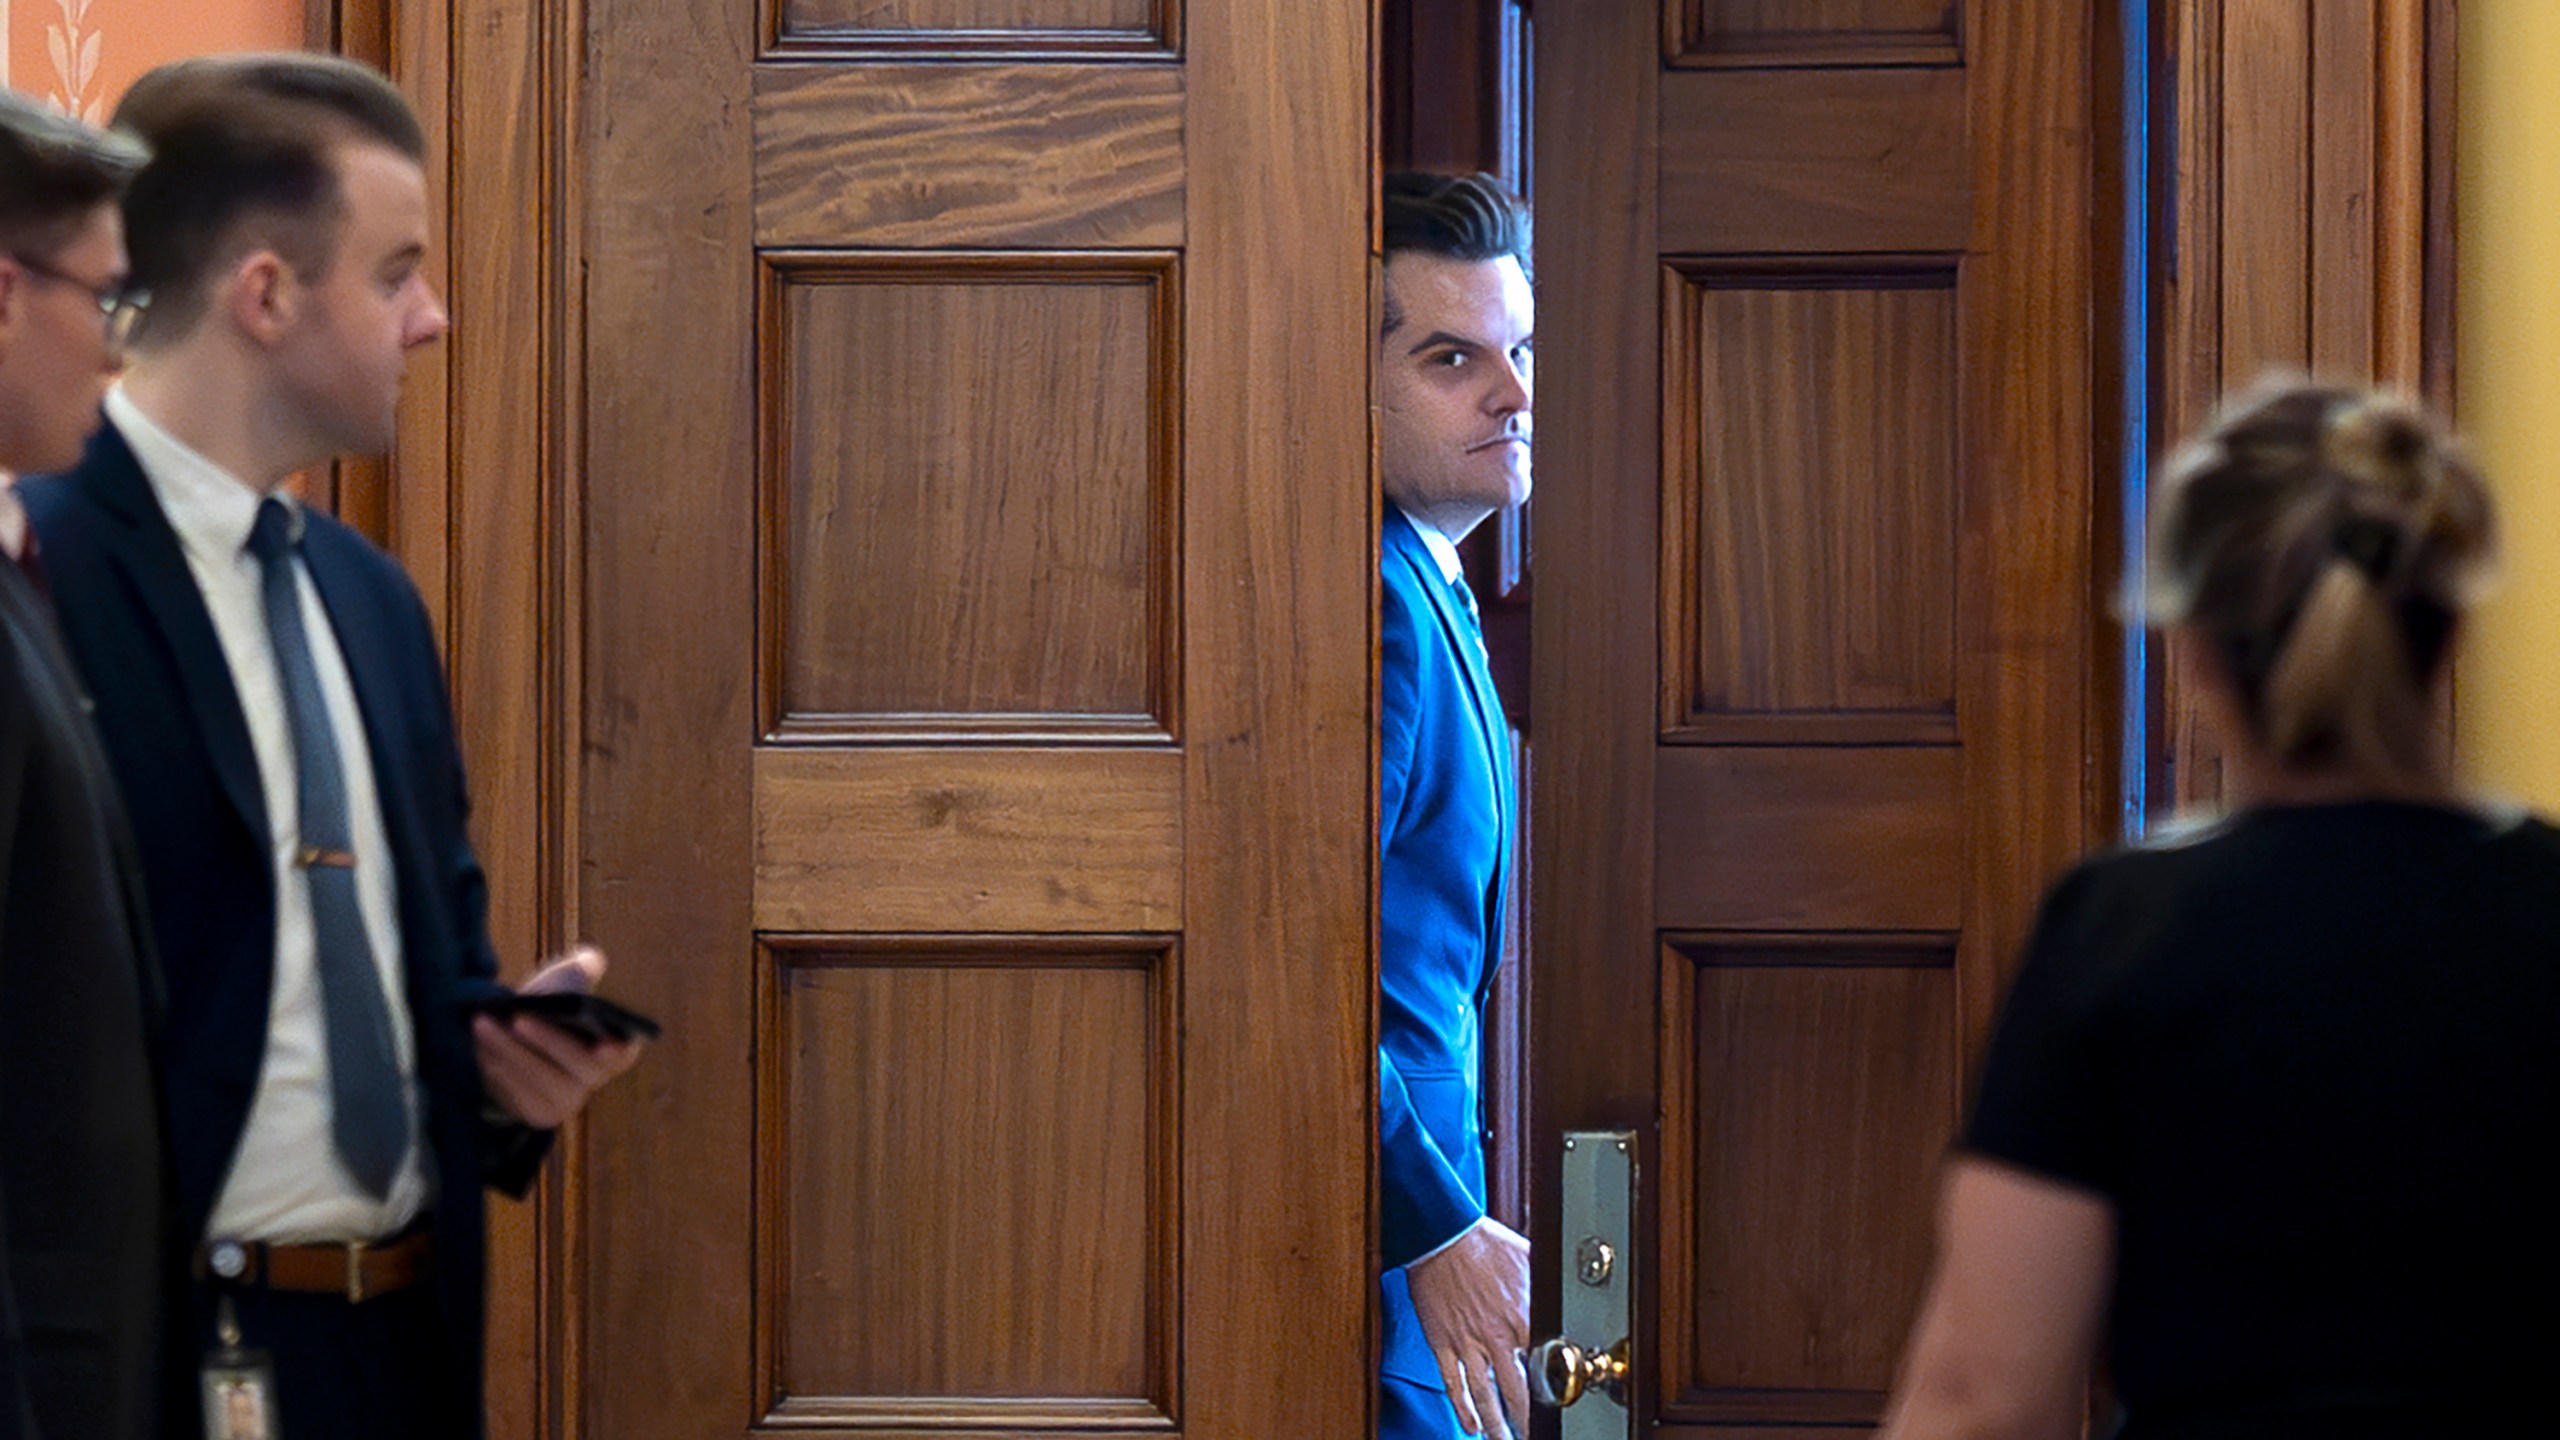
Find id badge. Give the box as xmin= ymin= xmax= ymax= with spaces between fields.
xmin=202 ymin=1297 xmax=280 ymax=1440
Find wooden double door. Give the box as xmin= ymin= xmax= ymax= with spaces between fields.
xmin=544 ymin=2 xmax=2103 ymax=1437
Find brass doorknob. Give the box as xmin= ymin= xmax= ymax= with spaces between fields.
xmin=1524 ymin=1336 xmax=1629 ymax=1408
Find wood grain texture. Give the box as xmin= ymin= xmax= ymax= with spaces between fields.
xmin=754 ymin=748 xmax=1182 ymax=933
xmin=438 ymin=0 xmax=570 ymax=1433
xmin=1659 ymin=67 xmax=1968 ymax=254
xmin=2161 ymin=0 xmax=2232 ymax=819
xmin=1659 ymin=953 xmax=1952 ymax=1420
xmin=770 ymin=0 xmax=1176 ymax=57
xmin=2376 ymin=0 xmax=2427 ymax=394
xmin=577 ymin=2 xmax=761 ymax=1436
xmin=1179 ymin=3 xmax=1376 ymax=1435
xmin=754 ymin=64 xmax=1184 ymax=249
xmin=759 ymin=938 xmax=1173 ymax=1419
xmin=1529 ymin=4 xmax=1666 ymax=1342
xmin=1663 ymin=263 xmax=1959 ymax=743
xmin=786 ymin=0 xmax=1154 ymax=30
xmin=1669 ymin=0 xmax=1960 ymax=68
xmin=761 ymin=254 xmax=1178 ymax=741
xmin=2221 ymin=0 xmax=2311 ymax=378
xmin=1654 ymin=747 xmax=1964 ymax=932
xmin=2310 ymin=0 xmax=2378 ymax=379
xmin=1955 ymin=0 xmax=2098 ymax=1053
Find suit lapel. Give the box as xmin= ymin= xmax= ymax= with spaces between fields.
xmin=1389 ymin=517 xmax=1507 ymax=807
xmin=84 ymin=426 xmax=270 ymax=852
xmin=1386 ymin=514 xmax=1513 ymax=989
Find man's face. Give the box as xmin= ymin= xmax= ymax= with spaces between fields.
xmin=1378 ymin=251 xmax=1533 ymax=539
xmin=0 ymin=204 xmax=127 ymax=473
xmin=269 ymin=141 xmax=447 ymax=457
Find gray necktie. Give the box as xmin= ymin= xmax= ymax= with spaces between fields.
xmin=247 ymin=499 xmax=409 ymax=1199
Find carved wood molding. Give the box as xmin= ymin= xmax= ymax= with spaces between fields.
xmin=2156 ymin=0 xmax=2457 ymax=814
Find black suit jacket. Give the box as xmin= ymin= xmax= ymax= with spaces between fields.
xmin=0 ymin=553 xmax=171 ymax=1440
xmin=19 ymin=423 xmax=547 ymax=1437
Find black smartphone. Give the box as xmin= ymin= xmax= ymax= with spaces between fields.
xmin=476 ymin=990 xmax=662 ymax=1046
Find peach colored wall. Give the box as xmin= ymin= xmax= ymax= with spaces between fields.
xmin=4 ymin=0 xmax=304 ymax=122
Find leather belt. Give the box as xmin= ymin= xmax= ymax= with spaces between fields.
xmin=197 ymin=1232 xmax=432 ymax=1304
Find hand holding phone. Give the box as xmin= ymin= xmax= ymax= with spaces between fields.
xmin=475 ymin=989 xmax=661 ymax=1046
xmin=470 ymin=946 xmax=656 ymax=1130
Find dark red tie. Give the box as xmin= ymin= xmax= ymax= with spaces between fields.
xmin=13 ymin=527 xmax=53 ymax=602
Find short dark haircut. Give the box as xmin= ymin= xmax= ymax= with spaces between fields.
xmin=1380 ymin=170 xmax=1531 ymax=335
xmin=0 ymin=88 xmax=148 ymax=256
xmin=109 ymin=53 xmax=426 ymax=344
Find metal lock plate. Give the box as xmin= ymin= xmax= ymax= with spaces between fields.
xmin=1555 ymin=1130 xmax=1634 ymax=1440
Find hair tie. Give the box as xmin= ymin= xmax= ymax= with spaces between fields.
xmin=2331 ymin=516 xmax=2404 ymax=585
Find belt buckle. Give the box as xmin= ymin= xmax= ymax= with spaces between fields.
xmin=345 ymin=1240 xmax=367 ymax=1304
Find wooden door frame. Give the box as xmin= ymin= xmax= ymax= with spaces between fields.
xmin=2151 ymin=0 xmax=2461 ymax=817
xmin=306 ymin=1 xmax=586 ymax=1435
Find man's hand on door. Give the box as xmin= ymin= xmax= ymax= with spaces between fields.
xmin=1406 ymin=1216 xmax=1531 ymax=1440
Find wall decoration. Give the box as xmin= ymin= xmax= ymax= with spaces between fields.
xmin=5 ymin=0 xmax=303 ymax=115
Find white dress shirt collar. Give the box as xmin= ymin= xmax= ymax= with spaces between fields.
xmin=1396 ymin=505 xmax=1466 ymax=586
xmin=105 ymin=386 xmax=304 ymax=570
xmin=0 ymin=474 xmax=26 ymax=562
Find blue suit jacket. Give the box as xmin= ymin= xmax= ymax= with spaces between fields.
xmin=1377 ymin=508 xmax=1513 ymax=1402
xmin=19 ymin=421 xmax=543 ymax=1438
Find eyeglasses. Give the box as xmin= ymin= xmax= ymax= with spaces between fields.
xmin=5 ymin=250 xmax=152 ymax=354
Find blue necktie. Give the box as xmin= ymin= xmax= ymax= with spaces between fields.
xmin=1449 ymin=571 xmax=1488 ymax=652
xmin=247 ymin=499 xmax=409 ymax=1199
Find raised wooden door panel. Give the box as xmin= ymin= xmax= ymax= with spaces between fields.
xmin=1536 ymin=2 xmax=2098 ymax=1436
xmin=578 ymin=5 xmax=1370 ymax=1438
xmin=771 ymin=0 xmax=1175 ymax=57
xmin=1668 ymin=3 xmax=1960 ymax=68
xmin=1658 ymin=944 xmax=1956 ymax=1425
xmin=760 ymin=252 xmax=1180 ymax=742
xmin=757 ymin=936 xmax=1178 ymax=1426
xmin=1662 ymin=262 xmax=1960 ymax=745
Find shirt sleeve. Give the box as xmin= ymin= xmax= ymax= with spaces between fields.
xmin=1961 ymin=862 xmax=2126 ymax=1196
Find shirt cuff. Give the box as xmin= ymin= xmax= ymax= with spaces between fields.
xmin=1404 ymin=1214 xmax=1488 ymax=1269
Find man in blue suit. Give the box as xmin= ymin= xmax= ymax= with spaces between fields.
xmin=20 ymin=55 xmax=641 ymax=1439
xmin=1376 ymin=171 xmax=1534 ymax=1440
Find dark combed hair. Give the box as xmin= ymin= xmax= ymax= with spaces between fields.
xmin=2146 ymin=381 xmax=2499 ymax=785
xmin=0 ymin=87 xmax=148 ymax=254
xmin=1381 ymin=170 xmax=1530 ymax=334
xmin=108 ymin=53 xmax=425 ymax=345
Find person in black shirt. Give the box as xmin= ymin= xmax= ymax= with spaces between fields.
xmin=1877 ymin=383 xmax=2553 ymax=1440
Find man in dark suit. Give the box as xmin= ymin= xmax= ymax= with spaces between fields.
xmin=1374 ymin=172 xmax=1534 ymax=1440
xmin=18 ymin=55 xmax=642 ymax=1439
xmin=1 ymin=87 xmax=169 ymax=1440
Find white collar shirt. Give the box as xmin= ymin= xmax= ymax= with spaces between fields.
xmin=1401 ymin=508 xmax=1467 ymax=587
xmin=106 ymin=387 xmax=427 ymax=1243
xmin=0 ymin=474 xmax=26 ymax=562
